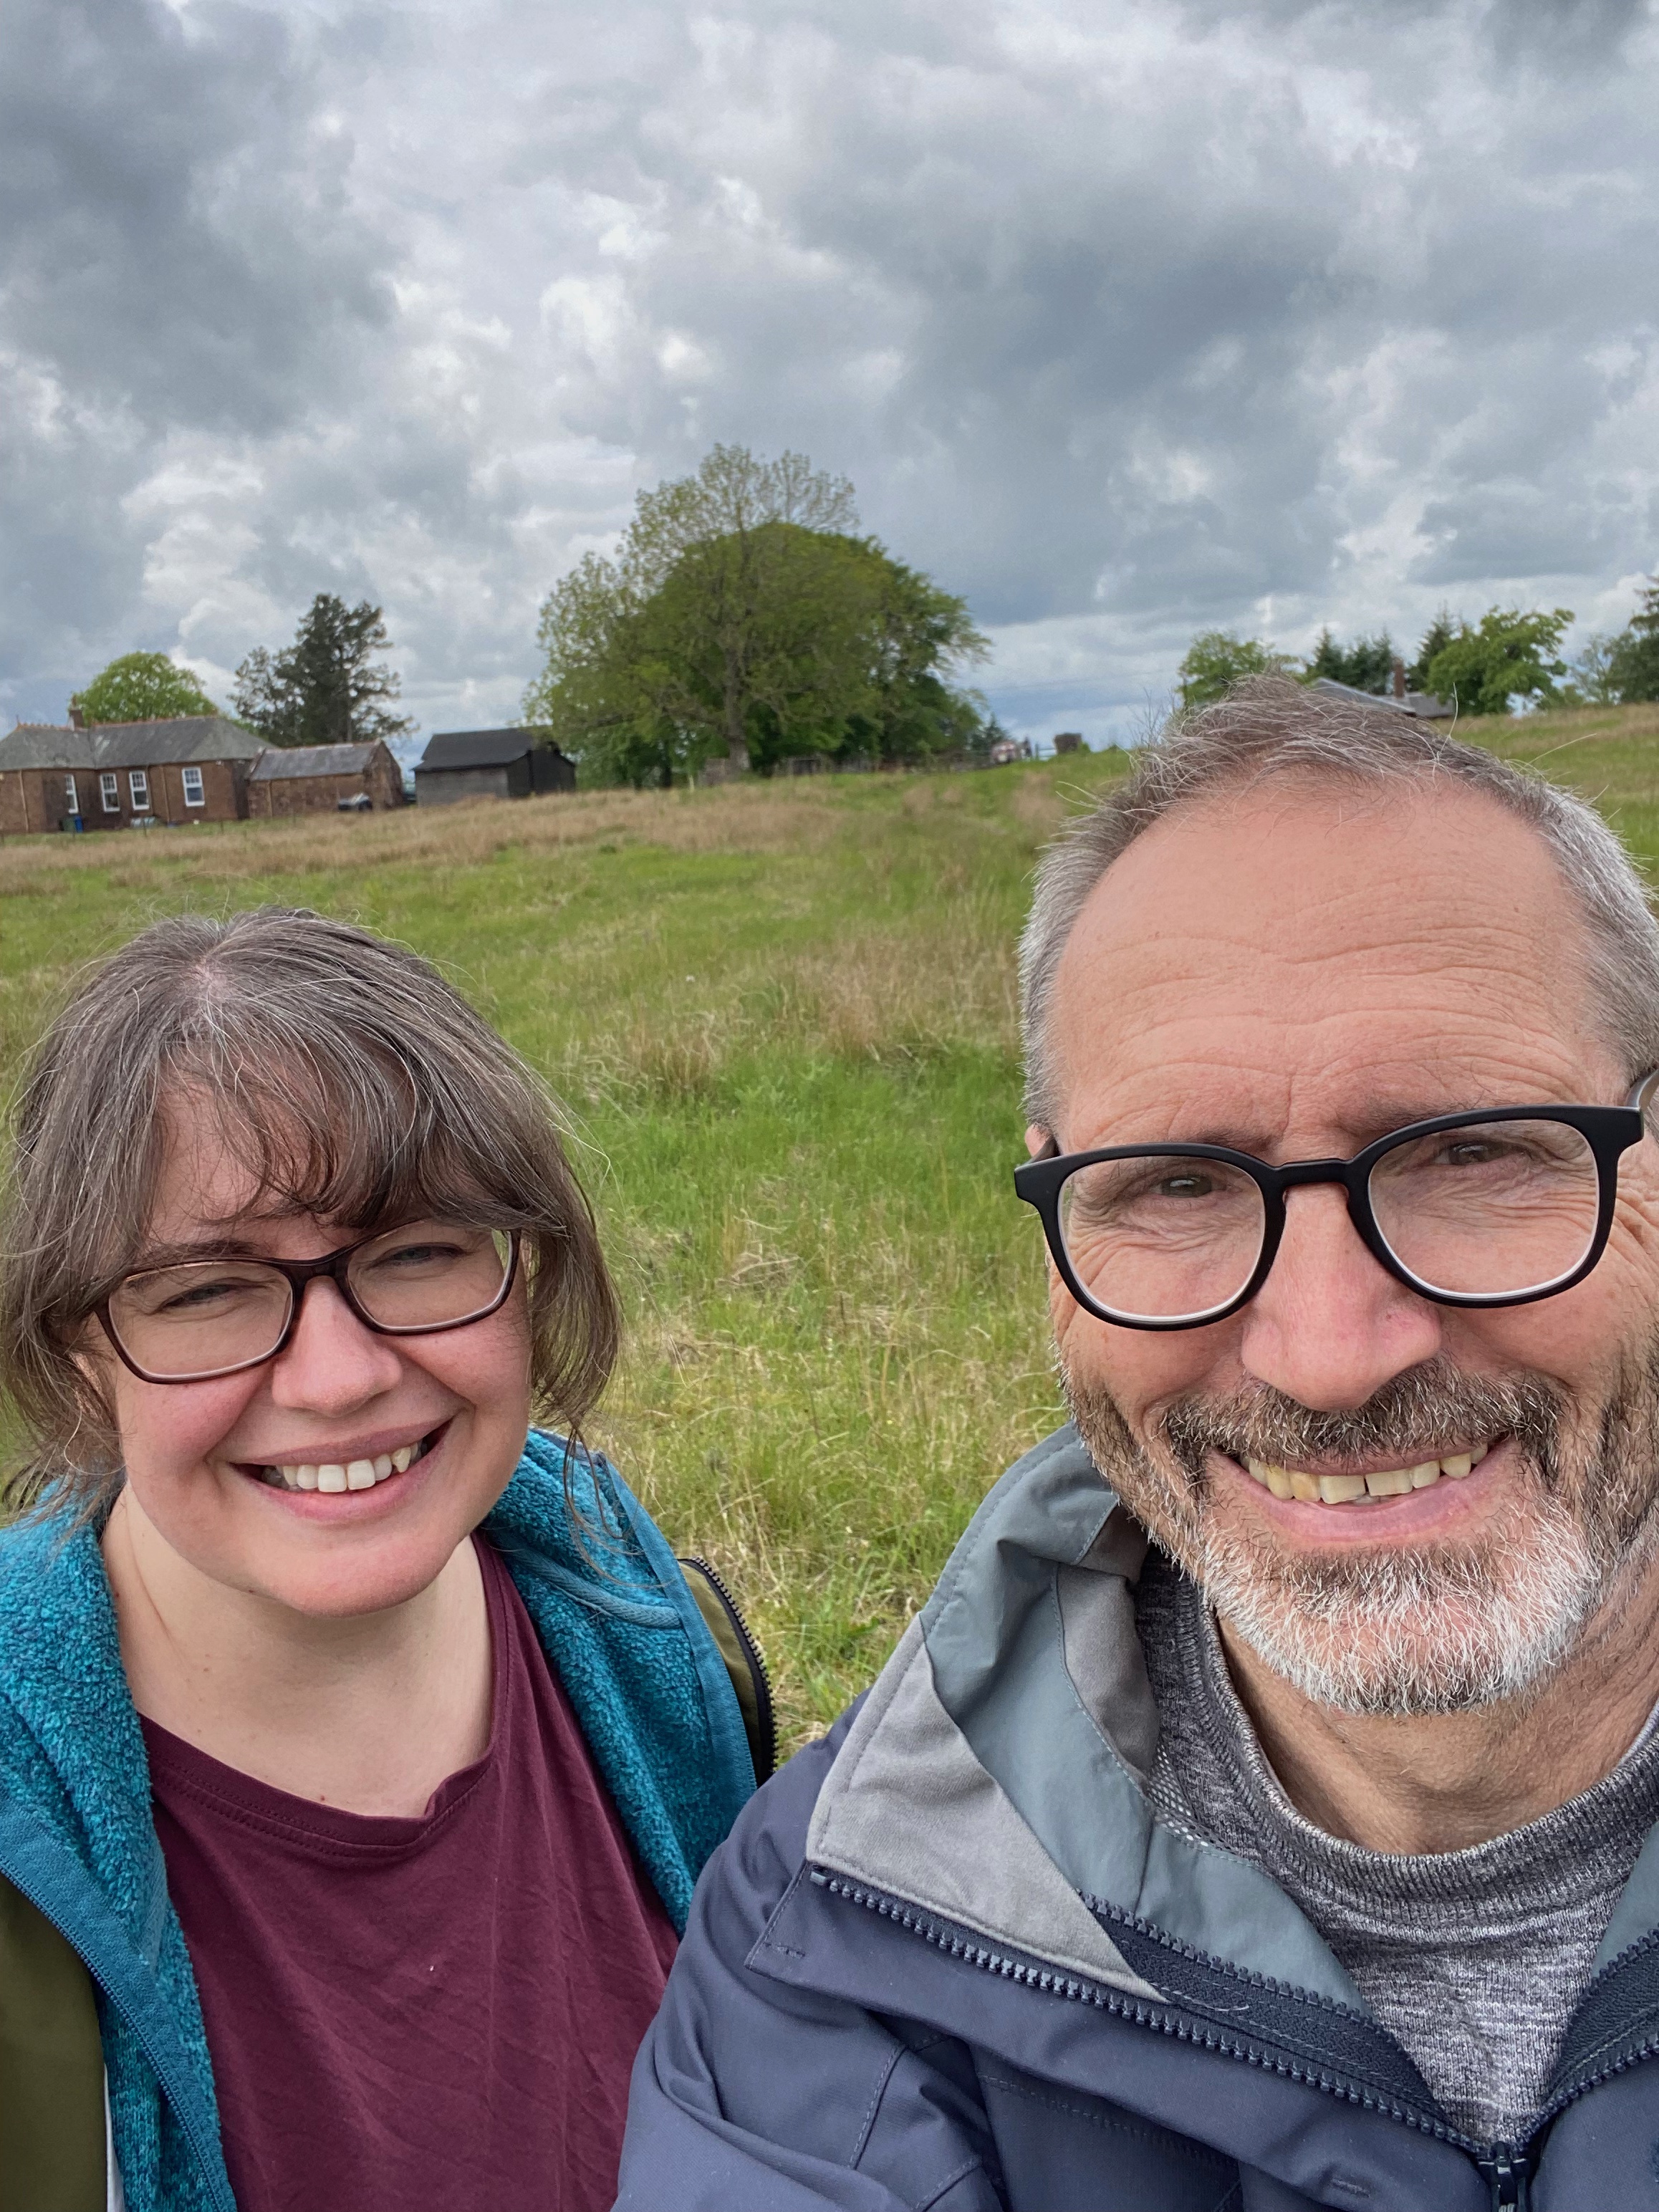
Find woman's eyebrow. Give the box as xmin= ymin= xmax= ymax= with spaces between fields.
xmin=128 ymin=1234 xmax=282 ymax=1269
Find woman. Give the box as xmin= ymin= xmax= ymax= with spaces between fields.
xmin=0 ymin=908 xmax=769 ymax=2212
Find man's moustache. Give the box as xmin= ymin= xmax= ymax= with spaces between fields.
xmin=1150 ymin=1360 xmax=1564 ymax=1486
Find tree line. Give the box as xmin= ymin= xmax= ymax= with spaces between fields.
xmin=66 ymin=597 xmax=415 ymax=748
xmin=62 ymin=448 xmax=999 ymax=785
xmin=1180 ymin=580 xmax=1659 ymax=716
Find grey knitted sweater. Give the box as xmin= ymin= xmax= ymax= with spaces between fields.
xmin=1135 ymin=1549 xmax=1659 ymax=2144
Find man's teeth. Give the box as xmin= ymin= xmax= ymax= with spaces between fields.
xmin=261 ymin=1440 xmax=425 ymax=1493
xmin=1243 ymin=1439 xmax=1489 ymax=1505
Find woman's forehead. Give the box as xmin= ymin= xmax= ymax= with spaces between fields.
xmin=149 ymin=1092 xmax=344 ymax=1238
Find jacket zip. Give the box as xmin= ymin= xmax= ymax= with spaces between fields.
xmin=812 ymin=1870 xmax=1584 ymax=2212
xmin=1476 ymin=2143 xmax=1531 ymax=2208
xmin=680 ymin=1555 xmax=776 ymax=1781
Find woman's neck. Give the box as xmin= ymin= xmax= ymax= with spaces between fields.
xmin=102 ymin=1490 xmax=494 ymax=1817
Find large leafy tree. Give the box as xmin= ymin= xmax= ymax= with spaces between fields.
xmin=1607 ymin=576 xmax=1659 ymax=703
xmin=1304 ymin=628 xmax=1394 ymax=694
xmin=234 ymin=595 xmax=414 ymax=748
xmin=523 ymin=447 xmax=988 ymax=784
xmin=1175 ymin=632 xmax=1297 ymax=709
xmin=72 ymin=652 xmax=218 ymax=723
xmin=1422 ymin=607 xmax=1574 ymax=716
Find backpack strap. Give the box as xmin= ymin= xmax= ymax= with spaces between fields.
xmin=0 ymin=1872 xmax=106 ymax=2211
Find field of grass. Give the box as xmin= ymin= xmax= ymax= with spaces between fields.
xmin=0 ymin=752 xmax=1135 ymax=1748
xmin=4 ymin=700 xmax=1658 ymax=1752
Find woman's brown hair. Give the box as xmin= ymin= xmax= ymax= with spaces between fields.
xmin=0 ymin=907 xmax=620 ymax=1515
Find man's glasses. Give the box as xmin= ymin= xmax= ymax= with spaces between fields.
xmin=1014 ymin=1078 xmax=1659 ymax=1332
xmin=97 ymin=1221 xmax=520 ymax=1383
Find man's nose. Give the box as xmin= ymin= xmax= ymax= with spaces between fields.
xmin=267 ymin=1275 xmax=404 ymax=1410
xmin=1236 ymin=1183 xmax=1443 ymax=1410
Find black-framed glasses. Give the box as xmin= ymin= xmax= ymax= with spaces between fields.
xmin=1013 ymin=1076 xmax=1659 ymax=1332
xmin=97 ymin=1221 xmax=521 ymax=1383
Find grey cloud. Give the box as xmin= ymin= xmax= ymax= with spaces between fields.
xmin=3 ymin=0 xmax=1658 ymax=739
xmin=1 ymin=0 xmax=390 ymax=434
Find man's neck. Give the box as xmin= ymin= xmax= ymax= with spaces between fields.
xmin=102 ymin=1491 xmax=494 ymax=1819
xmin=1217 ymin=1547 xmax=1659 ymax=1855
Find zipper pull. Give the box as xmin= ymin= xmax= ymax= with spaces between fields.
xmin=1478 ymin=2143 xmax=1532 ymax=2208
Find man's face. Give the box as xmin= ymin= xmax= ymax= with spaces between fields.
xmin=1043 ymin=776 xmax=1659 ymax=1714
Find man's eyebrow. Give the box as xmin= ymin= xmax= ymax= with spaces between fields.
xmin=1179 ymin=1102 xmax=1521 ymax=1155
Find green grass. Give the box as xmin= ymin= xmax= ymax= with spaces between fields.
xmin=0 ymin=756 xmax=1130 ymax=1746
xmin=5 ymin=701 xmax=1658 ymax=1749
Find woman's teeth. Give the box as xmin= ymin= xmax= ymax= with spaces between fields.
xmin=258 ymin=1439 xmax=427 ymax=1493
xmin=1243 ymin=1439 xmax=1491 ymax=1506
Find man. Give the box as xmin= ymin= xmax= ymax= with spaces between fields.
xmin=617 ymin=682 xmax=1659 ymax=2209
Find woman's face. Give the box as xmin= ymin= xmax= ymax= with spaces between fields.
xmin=96 ymin=1095 xmax=534 ymax=1618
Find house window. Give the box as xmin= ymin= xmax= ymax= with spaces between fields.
xmin=64 ymin=776 xmax=79 ymax=814
xmin=100 ymin=773 xmax=120 ymax=812
xmin=128 ymin=769 xmax=150 ymax=811
xmin=181 ymin=764 xmax=205 ymax=808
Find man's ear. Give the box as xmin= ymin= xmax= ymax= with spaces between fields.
xmin=1025 ymin=1124 xmax=1052 ymax=1159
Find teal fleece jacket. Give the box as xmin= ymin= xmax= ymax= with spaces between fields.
xmin=0 ymin=1430 xmax=758 ymax=2212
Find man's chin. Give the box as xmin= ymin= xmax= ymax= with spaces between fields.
xmin=1062 ymin=1370 xmax=1629 ymax=1718
xmin=1192 ymin=1488 xmax=1605 ymax=1716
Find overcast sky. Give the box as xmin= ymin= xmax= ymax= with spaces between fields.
xmin=3 ymin=0 xmax=1656 ymax=746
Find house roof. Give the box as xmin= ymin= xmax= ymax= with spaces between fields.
xmin=417 ymin=727 xmax=562 ymax=771
xmin=0 ymin=717 xmax=263 ymax=771
xmin=0 ymin=725 xmax=96 ymax=769
xmin=250 ymin=742 xmax=380 ymax=782
xmin=1310 ymin=678 xmax=1453 ymax=720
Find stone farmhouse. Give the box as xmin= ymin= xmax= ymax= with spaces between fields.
xmin=246 ymin=741 xmax=403 ymax=819
xmin=0 ymin=721 xmax=405 ymax=836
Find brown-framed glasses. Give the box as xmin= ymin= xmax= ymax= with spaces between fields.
xmin=97 ymin=1221 xmax=521 ymax=1383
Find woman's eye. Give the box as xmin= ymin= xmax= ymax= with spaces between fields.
xmin=155 ymin=1276 xmax=259 ymax=1314
xmin=369 ymin=1241 xmax=463 ymax=1271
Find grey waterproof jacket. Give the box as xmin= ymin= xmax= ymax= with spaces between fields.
xmin=617 ymin=1425 xmax=1659 ymax=2211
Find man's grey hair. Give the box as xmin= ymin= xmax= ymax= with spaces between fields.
xmin=1019 ymin=678 xmax=1659 ymax=1131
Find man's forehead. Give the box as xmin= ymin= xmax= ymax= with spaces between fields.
xmin=1049 ymin=776 xmax=1602 ymax=1134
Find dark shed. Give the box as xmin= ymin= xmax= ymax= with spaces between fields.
xmin=413 ymin=728 xmax=576 ymax=807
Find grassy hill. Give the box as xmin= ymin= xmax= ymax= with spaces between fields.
xmin=3 ymin=700 xmax=1657 ymax=1749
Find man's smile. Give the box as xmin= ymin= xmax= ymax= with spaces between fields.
xmin=1237 ymin=1436 xmax=1491 ymax=1505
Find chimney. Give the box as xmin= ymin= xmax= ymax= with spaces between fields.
xmin=1391 ymin=658 xmax=1406 ymax=701
xmin=68 ymin=704 xmax=85 ymax=729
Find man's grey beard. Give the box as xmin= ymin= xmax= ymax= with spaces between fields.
xmin=1062 ymin=1350 xmax=1659 ymax=1716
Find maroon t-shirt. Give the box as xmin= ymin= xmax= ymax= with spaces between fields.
xmin=143 ymin=1537 xmax=678 ymax=2212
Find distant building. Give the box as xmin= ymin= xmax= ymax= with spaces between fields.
xmin=1052 ymin=731 xmax=1085 ymax=756
xmin=0 ymin=716 xmax=262 ymax=836
xmin=413 ymin=728 xmax=577 ymax=807
xmin=1311 ymin=677 xmax=1453 ymax=721
xmin=246 ymin=741 xmax=404 ymax=819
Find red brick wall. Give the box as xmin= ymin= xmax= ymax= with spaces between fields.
xmin=0 ymin=769 xmax=89 ymax=835
xmin=0 ymin=759 xmax=248 ymax=837
xmin=245 ymin=747 xmax=404 ymax=818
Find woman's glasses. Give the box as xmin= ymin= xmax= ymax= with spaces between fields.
xmin=1014 ymin=1085 xmax=1658 ymax=1332
xmin=98 ymin=1221 xmax=520 ymax=1383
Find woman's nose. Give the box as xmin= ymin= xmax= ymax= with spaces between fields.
xmin=266 ymin=1275 xmax=404 ymax=1410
